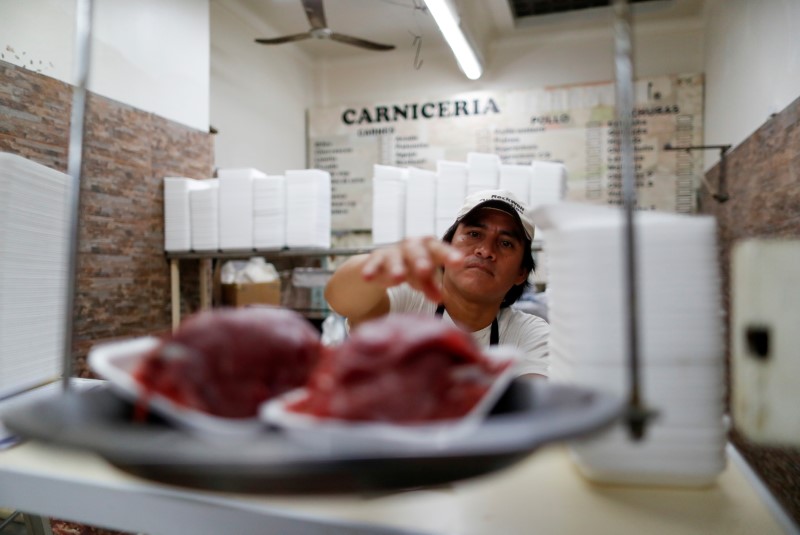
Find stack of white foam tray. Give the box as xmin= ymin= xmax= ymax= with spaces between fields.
xmin=435 ymin=161 xmax=467 ymax=238
xmin=498 ymin=164 xmax=532 ymax=203
xmin=218 ymin=168 xmax=263 ymax=251
xmin=405 ymin=167 xmax=437 ymax=238
xmin=529 ymin=160 xmax=568 ymax=247
xmin=253 ymin=175 xmax=286 ymax=249
xmin=286 ymin=169 xmax=331 ymax=248
xmin=529 ymin=160 xmax=568 ymax=210
xmin=189 ymin=179 xmax=219 ymax=252
xmin=0 ymin=153 xmax=70 ymax=396
xmin=164 ymin=177 xmax=205 ymax=252
xmin=372 ymin=164 xmax=408 ymax=245
xmin=466 ymin=152 xmax=500 ymax=195
xmin=533 ymin=202 xmax=726 ymax=487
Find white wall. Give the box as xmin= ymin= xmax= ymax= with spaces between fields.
xmin=703 ymin=0 xmax=800 ymax=169
xmin=0 ymin=0 xmax=75 ymax=81
xmin=210 ymin=0 xmax=315 ymax=174
xmin=0 ymin=0 xmax=209 ymax=132
xmin=315 ymin=13 xmax=705 ymax=111
xmin=92 ymin=0 xmax=209 ymax=132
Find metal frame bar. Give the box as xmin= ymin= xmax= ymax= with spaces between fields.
xmin=0 ymin=512 xmax=52 ymax=535
xmin=613 ymin=0 xmax=655 ymax=439
xmin=663 ymin=143 xmax=732 ymax=202
xmin=22 ymin=515 xmax=52 ymax=535
xmin=61 ymin=0 xmax=94 ymax=392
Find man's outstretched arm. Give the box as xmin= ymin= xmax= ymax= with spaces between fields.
xmin=324 ymin=237 xmax=464 ymax=328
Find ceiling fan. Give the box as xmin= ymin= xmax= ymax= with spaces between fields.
xmin=254 ymin=0 xmax=396 ymax=51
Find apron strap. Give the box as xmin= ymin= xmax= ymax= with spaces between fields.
xmin=435 ymin=304 xmax=499 ymax=346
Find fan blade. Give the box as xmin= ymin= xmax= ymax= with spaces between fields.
xmin=301 ymin=0 xmax=327 ymax=30
xmin=255 ymin=33 xmax=312 ymax=45
xmin=328 ymin=32 xmax=395 ymax=51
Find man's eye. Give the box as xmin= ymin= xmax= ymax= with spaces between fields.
xmin=467 ymin=230 xmax=480 ymax=238
xmin=501 ymin=240 xmax=514 ymax=248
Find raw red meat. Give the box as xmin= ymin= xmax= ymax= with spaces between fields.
xmin=289 ymin=314 xmax=510 ymax=423
xmin=134 ymin=307 xmax=322 ymax=418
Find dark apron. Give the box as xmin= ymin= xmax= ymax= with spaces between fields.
xmin=435 ymin=304 xmax=499 ymax=346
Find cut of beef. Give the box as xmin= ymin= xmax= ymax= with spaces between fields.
xmin=134 ymin=307 xmax=322 ymax=418
xmin=290 ymin=314 xmax=509 ymax=422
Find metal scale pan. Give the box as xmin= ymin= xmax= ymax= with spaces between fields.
xmin=2 ymin=379 xmax=622 ymax=494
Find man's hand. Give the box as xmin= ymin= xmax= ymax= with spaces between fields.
xmin=361 ymin=237 xmax=465 ymax=303
xmin=324 ymin=237 xmax=465 ymax=326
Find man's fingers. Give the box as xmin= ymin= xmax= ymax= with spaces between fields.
xmin=425 ymin=239 xmax=465 ymax=268
xmin=362 ymin=248 xmax=406 ymax=284
xmin=360 ymin=237 xmax=464 ymax=291
xmin=401 ymin=238 xmax=436 ymax=280
xmin=402 ymin=264 xmax=442 ymax=303
xmin=417 ymin=277 xmax=443 ymax=303
xmin=360 ymin=252 xmax=382 ymax=279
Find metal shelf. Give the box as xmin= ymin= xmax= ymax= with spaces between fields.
xmin=166 ymin=249 xmax=368 ymax=330
xmin=165 ymin=247 xmax=376 ymax=260
xmin=165 ymin=240 xmax=543 ymax=261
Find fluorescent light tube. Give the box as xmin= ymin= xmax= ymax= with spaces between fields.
xmin=424 ymin=0 xmax=483 ymax=80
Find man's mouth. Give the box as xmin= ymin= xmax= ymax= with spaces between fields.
xmin=464 ymin=259 xmax=494 ymax=276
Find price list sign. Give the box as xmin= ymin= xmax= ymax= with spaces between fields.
xmin=308 ymin=73 xmax=703 ymax=231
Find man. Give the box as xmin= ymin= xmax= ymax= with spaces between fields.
xmin=324 ymin=189 xmax=550 ymax=377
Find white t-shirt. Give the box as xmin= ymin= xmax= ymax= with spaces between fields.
xmin=387 ymin=284 xmax=550 ymax=377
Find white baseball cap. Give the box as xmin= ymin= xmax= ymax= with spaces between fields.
xmin=454 ymin=189 xmax=535 ymax=241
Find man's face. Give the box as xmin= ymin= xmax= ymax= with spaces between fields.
xmin=443 ymin=208 xmax=529 ymax=304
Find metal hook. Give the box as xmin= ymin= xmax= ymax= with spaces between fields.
xmin=663 ymin=143 xmax=732 ymax=202
xmin=410 ymin=31 xmax=423 ymax=70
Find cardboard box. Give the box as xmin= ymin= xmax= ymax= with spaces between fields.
xmin=221 ymin=280 xmax=281 ymax=307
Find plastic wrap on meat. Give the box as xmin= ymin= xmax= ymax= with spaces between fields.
xmin=289 ymin=314 xmax=510 ymax=423
xmin=134 ymin=307 xmax=322 ymax=418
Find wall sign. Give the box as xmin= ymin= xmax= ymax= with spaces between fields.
xmin=308 ymin=73 xmax=704 ymax=231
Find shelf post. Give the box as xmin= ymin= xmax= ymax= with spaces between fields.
xmin=170 ymin=259 xmax=180 ymax=331
xmin=199 ymin=258 xmax=212 ymax=310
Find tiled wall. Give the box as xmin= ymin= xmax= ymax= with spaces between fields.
xmin=698 ymin=95 xmax=800 ymax=525
xmin=0 ymin=60 xmax=213 ymax=377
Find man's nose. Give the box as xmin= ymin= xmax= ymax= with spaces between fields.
xmin=474 ymin=240 xmax=497 ymax=260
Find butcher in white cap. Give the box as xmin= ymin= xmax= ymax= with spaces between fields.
xmin=325 ymin=189 xmax=549 ymax=378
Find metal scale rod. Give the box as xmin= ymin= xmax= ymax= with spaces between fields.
xmin=613 ymin=0 xmax=651 ymax=439
xmin=62 ymin=0 xmax=94 ymax=391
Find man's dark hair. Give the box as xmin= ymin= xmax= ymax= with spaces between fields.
xmin=441 ymin=209 xmax=535 ymax=308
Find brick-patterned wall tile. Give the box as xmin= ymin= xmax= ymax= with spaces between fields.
xmin=0 ymin=60 xmax=70 ymax=170
xmin=0 ymin=62 xmax=213 ymax=378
